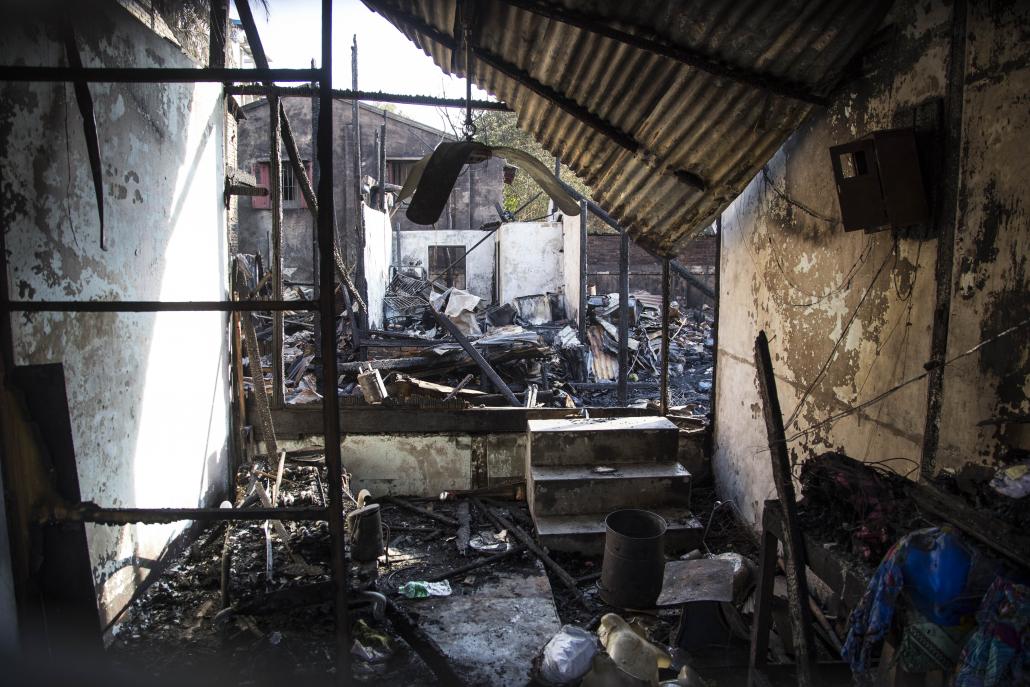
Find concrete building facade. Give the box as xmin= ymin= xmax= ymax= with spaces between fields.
xmin=236 ymin=98 xmax=506 ymax=284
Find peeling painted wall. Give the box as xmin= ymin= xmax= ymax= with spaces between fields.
xmin=1 ymin=4 xmax=230 ymax=623
xmin=713 ymin=0 xmax=1030 ymax=528
xmin=398 ymin=229 xmax=496 ymax=301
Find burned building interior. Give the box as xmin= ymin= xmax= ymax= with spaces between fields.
xmin=1 ymin=0 xmax=1029 ymax=685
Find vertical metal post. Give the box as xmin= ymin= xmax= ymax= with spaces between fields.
xmin=318 ymin=0 xmax=350 ymax=679
xmin=708 ymin=216 xmax=721 ymax=429
xmin=269 ymin=95 xmax=285 ymax=407
xmin=310 ymin=64 xmax=322 ymax=359
xmin=660 ymin=257 xmax=670 ymax=416
xmin=617 ymin=229 xmax=629 ymax=405
xmin=351 ymin=35 xmax=368 ymax=339
xmin=378 ymin=122 xmax=387 ymax=211
xmin=578 ymin=199 xmax=588 ymax=342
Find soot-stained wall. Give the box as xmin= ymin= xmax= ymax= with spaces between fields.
xmin=713 ymin=0 xmax=1030 ymax=527
xmin=1 ymin=3 xmax=231 ymax=624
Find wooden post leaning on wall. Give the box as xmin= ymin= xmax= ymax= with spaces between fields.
xmin=753 ymin=331 xmax=817 ymax=686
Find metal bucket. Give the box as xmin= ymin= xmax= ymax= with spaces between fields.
xmin=598 ymin=509 xmax=667 ymax=609
xmin=346 ymin=503 xmax=383 ymax=563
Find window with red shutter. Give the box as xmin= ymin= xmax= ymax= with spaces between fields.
xmin=252 ymin=162 xmax=271 ymax=209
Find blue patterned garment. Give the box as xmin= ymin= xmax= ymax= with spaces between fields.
xmin=842 ymin=537 xmax=908 ymax=675
xmin=955 ymin=577 xmax=1030 ymax=687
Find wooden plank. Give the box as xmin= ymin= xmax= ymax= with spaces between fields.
xmin=241 ymin=310 xmax=278 ymax=459
xmin=754 ymin=331 xmax=816 ymax=686
xmin=912 ymin=483 xmax=1030 ymax=570
xmin=748 ymin=525 xmax=779 ymax=684
xmin=764 ymin=501 xmax=868 ymax=609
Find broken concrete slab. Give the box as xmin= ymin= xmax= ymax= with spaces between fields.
xmin=403 ymin=560 xmax=561 ymax=686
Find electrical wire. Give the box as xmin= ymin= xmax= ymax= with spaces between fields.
xmin=784 ymin=314 xmax=1030 ymax=444
xmin=783 ymin=242 xmax=897 ymax=431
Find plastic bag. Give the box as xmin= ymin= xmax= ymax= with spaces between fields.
xmin=539 ymin=625 xmax=598 ymax=685
xmin=398 ymin=580 xmax=452 ymax=599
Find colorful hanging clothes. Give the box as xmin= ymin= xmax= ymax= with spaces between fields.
xmin=842 ymin=537 xmax=907 ymax=675
xmin=955 ymin=576 xmax=1030 ymax=687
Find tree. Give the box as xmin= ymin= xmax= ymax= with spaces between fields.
xmin=469 ymin=110 xmax=592 ymax=221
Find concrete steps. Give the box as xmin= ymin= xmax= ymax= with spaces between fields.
xmin=526 ymin=416 xmax=702 ymax=554
xmin=529 ymin=462 xmax=692 ymax=516
xmin=533 ymin=510 xmax=704 ymax=555
xmin=527 ymin=416 xmax=680 ymax=466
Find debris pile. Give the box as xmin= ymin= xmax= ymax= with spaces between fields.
xmin=235 ymin=253 xmax=714 ymax=411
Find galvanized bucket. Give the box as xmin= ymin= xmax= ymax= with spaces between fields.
xmin=598 ymin=509 xmax=667 ymax=609
xmin=346 ymin=503 xmax=383 ymax=563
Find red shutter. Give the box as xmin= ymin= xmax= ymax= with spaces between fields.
xmin=252 ymin=162 xmax=270 ymax=209
xmin=300 ymin=161 xmax=313 ymax=208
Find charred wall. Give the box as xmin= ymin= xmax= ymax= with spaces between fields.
xmin=713 ymin=0 xmax=1030 ymax=527
xmin=1 ymin=2 xmax=231 ymax=625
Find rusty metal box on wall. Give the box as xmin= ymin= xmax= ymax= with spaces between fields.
xmin=829 ymin=128 xmax=930 ymax=232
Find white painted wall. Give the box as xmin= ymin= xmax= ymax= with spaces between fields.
xmin=496 ymin=222 xmax=565 ymax=305
xmin=398 ymin=229 xmax=496 ymax=302
xmin=363 ymin=205 xmax=393 ymax=329
xmin=1 ymin=5 xmax=230 ymax=624
xmin=561 ymin=214 xmax=583 ymax=325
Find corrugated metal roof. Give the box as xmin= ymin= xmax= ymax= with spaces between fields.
xmin=363 ymin=0 xmax=890 ymax=255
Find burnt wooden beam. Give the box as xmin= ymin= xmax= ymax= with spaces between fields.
xmin=0 ymin=66 xmax=318 ymax=83
xmin=428 ymin=308 xmax=522 ymax=407
xmin=496 ymin=0 xmax=829 ymax=107
xmin=911 ymin=483 xmax=1030 ymax=570
xmin=669 ymin=260 xmax=716 ymax=301
xmin=754 ymin=331 xmax=816 ymax=686
xmin=367 ymin=2 xmax=705 ymax=192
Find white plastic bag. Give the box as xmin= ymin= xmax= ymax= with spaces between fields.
xmin=539 ymin=624 xmax=598 ymax=685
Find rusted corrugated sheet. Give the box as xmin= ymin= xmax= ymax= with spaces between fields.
xmin=363 ymin=0 xmax=890 ymax=255
xmin=586 ymin=324 xmax=616 ymax=381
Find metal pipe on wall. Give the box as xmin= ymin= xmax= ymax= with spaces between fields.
xmin=578 ymin=199 xmax=588 ymax=342
xmin=660 ymin=257 xmax=670 ymax=416
xmin=618 ymin=230 xmax=629 ymax=405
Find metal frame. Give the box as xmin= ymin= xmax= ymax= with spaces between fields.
xmin=0 ymin=1 xmax=351 ymax=679
xmin=226 ymin=84 xmax=510 ymax=110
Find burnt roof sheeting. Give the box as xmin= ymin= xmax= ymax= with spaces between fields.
xmin=364 ymin=0 xmax=890 ymax=255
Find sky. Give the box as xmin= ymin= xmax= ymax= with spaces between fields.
xmin=233 ymin=0 xmax=494 ymax=129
